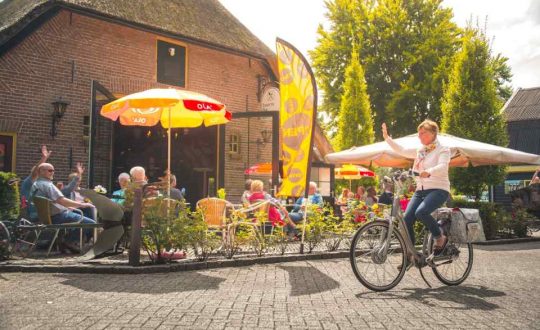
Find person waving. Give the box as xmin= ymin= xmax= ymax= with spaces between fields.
xmin=382 ymin=120 xmax=451 ymax=255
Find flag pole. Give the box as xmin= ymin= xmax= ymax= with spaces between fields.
xmin=167 ymin=107 xmax=171 ymax=204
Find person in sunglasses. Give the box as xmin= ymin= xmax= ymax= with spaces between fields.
xmin=31 ymin=163 xmax=96 ymax=252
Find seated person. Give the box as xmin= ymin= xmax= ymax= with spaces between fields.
xmin=61 ymin=163 xmax=95 ymax=220
xmin=378 ymin=182 xmax=394 ymax=205
xmin=248 ymin=180 xmax=293 ymax=227
xmin=241 ymin=179 xmax=253 ymax=207
xmin=337 ymin=188 xmax=350 ymax=205
xmin=31 ymin=163 xmax=96 ymax=252
xmin=288 ymin=181 xmax=324 ymax=224
xmin=112 ymin=172 xmax=130 ymax=205
xmin=130 ymin=166 xmax=148 ymax=187
xmin=355 ymin=186 xmax=366 ymax=202
xmin=365 ymin=187 xmax=378 ymax=206
xmin=20 ymin=145 xmax=51 ymax=221
xmin=168 ymin=174 xmax=185 ymax=201
xmin=337 ymin=188 xmax=351 ymax=215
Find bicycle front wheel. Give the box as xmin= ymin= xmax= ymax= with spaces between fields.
xmin=349 ymin=221 xmax=407 ymax=291
xmin=430 ymin=239 xmax=473 ymax=286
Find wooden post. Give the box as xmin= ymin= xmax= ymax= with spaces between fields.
xmin=129 ymin=187 xmax=142 ymax=266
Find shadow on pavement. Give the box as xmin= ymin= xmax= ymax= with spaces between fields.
xmin=356 ymin=285 xmax=504 ymax=310
xmin=279 ymin=264 xmax=340 ymax=296
xmin=474 ymin=241 xmax=540 ymax=251
xmin=56 ymin=272 xmax=226 ymax=294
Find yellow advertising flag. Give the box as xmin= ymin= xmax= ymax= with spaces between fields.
xmin=276 ymin=38 xmax=318 ymax=197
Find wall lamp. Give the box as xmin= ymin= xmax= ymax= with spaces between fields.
xmin=256 ymin=74 xmax=269 ymax=102
xmin=51 ymin=98 xmax=69 ymax=138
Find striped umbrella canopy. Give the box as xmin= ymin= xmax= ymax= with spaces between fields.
xmin=335 ymin=164 xmax=375 ymax=179
xmin=100 ymin=88 xmax=231 ymax=197
xmin=245 ymin=163 xmax=272 ymax=176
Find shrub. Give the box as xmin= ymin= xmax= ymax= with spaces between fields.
xmin=0 ymin=172 xmax=20 ymax=221
xmin=142 ymin=198 xmax=191 ymax=263
xmin=298 ymin=204 xmax=328 ymax=253
xmin=267 ymin=225 xmax=288 ymax=255
xmin=323 ymin=207 xmax=353 ymax=251
xmin=187 ymin=209 xmax=221 ymax=261
xmin=506 ymin=207 xmax=532 ymax=238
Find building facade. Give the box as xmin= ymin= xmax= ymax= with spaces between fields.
xmin=0 ymin=0 xmax=333 ymax=206
xmin=493 ymin=87 xmax=540 ymax=208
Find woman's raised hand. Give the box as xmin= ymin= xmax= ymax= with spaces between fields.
xmin=382 ymin=123 xmax=389 ymax=140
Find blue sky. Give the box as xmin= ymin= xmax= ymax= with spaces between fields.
xmin=219 ymin=0 xmax=540 ymax=89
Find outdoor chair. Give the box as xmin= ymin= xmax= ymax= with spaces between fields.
xmin=32 ymin=196 xmax=101 ymax=256
xmin=196 ymin=197 xmax=234 ymax=240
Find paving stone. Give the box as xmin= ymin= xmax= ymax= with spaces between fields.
xmin=0 ymin=242 xmax=539 ymax=329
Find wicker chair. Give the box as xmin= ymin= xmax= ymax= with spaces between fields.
xmin=196 ymin=197 xmax=232 ymax=229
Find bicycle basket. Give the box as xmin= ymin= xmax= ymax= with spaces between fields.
xmin=450 ymin=208 xmax=486 ymax=243
xmin=434 ymin=208 xmax=486 ymax=243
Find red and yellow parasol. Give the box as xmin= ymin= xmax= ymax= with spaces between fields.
xmin=244 ymin=163 xmax=272 ymax=176
xmin=335 ymin=164 xmax=375 ymax=189
xmin=101 ymin=88 xmax=231 ymax=196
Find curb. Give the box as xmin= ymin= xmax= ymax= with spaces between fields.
xmin=473 ymin=236 xmax=540 ymax=246
xmin=0 ymin=251 xmax=350 ymax=274
xmin=2 ymin=237 xmax=538 ymax=274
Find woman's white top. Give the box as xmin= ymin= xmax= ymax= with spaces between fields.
xmin=385 ymin=136 xmax=451 ymax=192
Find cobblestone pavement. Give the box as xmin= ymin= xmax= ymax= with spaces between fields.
xmin=1 ymin=242 xmax=539 ymax=330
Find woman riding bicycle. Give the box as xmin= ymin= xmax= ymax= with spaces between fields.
xmin=382 ymin=120 xmax=450 ymax=255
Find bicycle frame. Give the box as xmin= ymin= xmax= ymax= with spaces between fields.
xmin=377 ymin=172 xmax=430 ymax=268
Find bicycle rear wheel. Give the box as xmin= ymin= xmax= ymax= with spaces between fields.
xmin=349 ymin=220 xmax=407 ymax=291
xmin=430 ymin=239 xmax=473 ymax=286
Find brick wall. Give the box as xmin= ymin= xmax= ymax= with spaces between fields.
xmin=0 ymin=10 xmax=273 ymax=199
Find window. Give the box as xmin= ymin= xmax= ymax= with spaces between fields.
xmin=228 ymin=132 xmax=240 ymax=155
xmin=157 ymin=40 xmax=186 ymax=87
xmin=0 ymin=133 xmax=16 ymax=172
xmin=83 ymin=116 xmax=90 ymax=142
xmin=310 ymin=166 xmax=331 ymax=196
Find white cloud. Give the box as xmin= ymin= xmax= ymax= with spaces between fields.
xmin=219 ymin=0 xmax=540 ymax=88
xmin=219 ymin=0 xmax=327 ymax=61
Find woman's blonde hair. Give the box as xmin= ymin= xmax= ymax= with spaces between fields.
xmin=251 ymin=179 xmax=264 ymax=192
xmin=417 ymin=119 xmax=439 ymax=135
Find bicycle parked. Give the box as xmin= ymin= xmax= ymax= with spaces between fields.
xmin=349 ymin=170 xmax=473 ymax=291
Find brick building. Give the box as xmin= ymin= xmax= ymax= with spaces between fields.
xmin=0 ymin=0 xmax=333 ymax=206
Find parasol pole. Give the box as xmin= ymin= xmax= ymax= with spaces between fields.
xmin=167 ymin=107 xmax=171 ymax=201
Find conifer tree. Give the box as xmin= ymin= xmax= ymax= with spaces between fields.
xmin=337 ymin=49 xmax=374 ymax=150
xmin=311 ymin=0 xmax=460 ymax=139
xmin=441 ymin=28 xmax=508 ymax=199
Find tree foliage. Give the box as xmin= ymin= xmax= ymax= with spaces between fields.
xmin=441 ymin=28 xmax=508 ymax=198
xmin=337 ymin=49 xmax=374 ymax=150
xmin=311 ymin=0 xmax=460 ymax=139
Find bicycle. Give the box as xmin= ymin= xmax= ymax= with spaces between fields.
xmin=0 ymin=218 xmax=43 ymax=259
xmin=349 ymin=170 xmax=473 ymax=291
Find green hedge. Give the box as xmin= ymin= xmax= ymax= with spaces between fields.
xmin=0 ymin=172 xmax=20 ymax=221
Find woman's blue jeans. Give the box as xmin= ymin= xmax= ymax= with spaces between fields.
xmin=402 ymin=189 xmax=449 ymax=244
